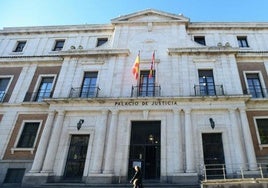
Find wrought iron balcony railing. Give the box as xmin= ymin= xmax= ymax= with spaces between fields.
xmin=194 ymin=85 xmax=224 ymax=96
xmin=243 ymin=88 xmax=268 ymax=98
xmin=69 ymin=87 xmax=100 ymax=98
xmin=131 ymin=85 xmax=161 ymax=97
xmin=24 ymin=91 xmax=52 ymax=102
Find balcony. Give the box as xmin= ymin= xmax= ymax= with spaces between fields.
xmin=69 ymin=87 xmax=100 ymax=98
xmin=131 ymin=85 xmax=161 ymax=97
xmin=194 ymin=85 xmax=224 ymax=96
xmin=24 ymin=91 xmax=52 ymax=102
xmin=243 ymin=88 xmax=268 ymax=98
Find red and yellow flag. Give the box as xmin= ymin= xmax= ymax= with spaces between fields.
xmin=149 ymin=51 xmax=155 ymax=78
xmin=132 ymin=53 xmax=140 ymax=80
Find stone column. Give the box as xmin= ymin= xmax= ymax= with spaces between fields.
xmin=173 ymin=109 xmax=183 ymax=173
xmin=239 ymin=108 xmax=258 ymax=170
xmin=228 ymin=108 xmax=246 ymax=169
xmin=41 ymin=110 xmax=65 ymax=173
xmin=103 ymin=110 xmax=118 ymax=174
xmin=90 ymin=110 xmax=108 ymax=173
xmin=184 ymin=108 xmax=195 ymax=173
xmin=30 ymin=111 xmax=56 ymax=173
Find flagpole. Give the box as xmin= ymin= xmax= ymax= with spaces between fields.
xmin=137 ymin=51 xmax=140 ymax=97
xmin=154 ymin=50 xmax=157 ymax=86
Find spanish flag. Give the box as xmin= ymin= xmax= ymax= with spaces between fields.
xmin=149 ymin=51 xmax=155 ymax=78
xmin=132 ymin=52 xmax=140 ymax=80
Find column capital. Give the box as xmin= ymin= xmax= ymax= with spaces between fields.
xmin=48 ymin=110 xmax=56 ymax=115
xmin=228 ymin=108 xmax=237 ymax=113
xmin=110 ymin=109 xmax=119 ymax=115
xmin=173 ymin=108 xmax=182 ymax=114
xmin=183 ymin=108 xmax=192 ymax=114
xmin=238 ymin=107 xmax=247 ymax=113
xmin=101 ymin=110 xmax=109 ymax=115
xmin=57 ymin=110 xmax=65 ymax=116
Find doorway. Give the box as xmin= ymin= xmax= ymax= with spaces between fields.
xmin=128 ymin=121 xmax=161 ymax=180
xmin=64 ymin=135 xmax=89 ymax=181
xmin=202 ymin=133 xmax=225 ymax=179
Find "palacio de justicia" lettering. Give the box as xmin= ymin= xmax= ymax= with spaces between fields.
xmin=114 ymin=100 xmax=178 ymax=106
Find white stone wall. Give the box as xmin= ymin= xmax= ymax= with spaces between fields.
xmin=0 ymin=9 xmax=267 ymax=185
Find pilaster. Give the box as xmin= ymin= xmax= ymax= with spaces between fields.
xmin=103 ymin=110 xmax=118 ymax=174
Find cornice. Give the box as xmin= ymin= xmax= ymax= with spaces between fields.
xmin=236 ymin=51 xmax=268 ymax=58
xmin=246 ymin=99 xmax=268 ymax=110
xmin=0 ymin=55 xmax=63 ymax=65
xmin=111 ymin=8 xmax=189 ymax=25
xmin=167 ymin=46 xmax=239 ymax=55
xmin=0 ymin=24 xmax=114 ymax=35
xmin=45 ymin=95 xmax=250 ymax=105
xmin=0 ymin=49 xmax=130 ymax=63
xmin=188 ymin=22 xmax=268 ymax=30
xmin=58 ymin=48 xmax=130 ymax=57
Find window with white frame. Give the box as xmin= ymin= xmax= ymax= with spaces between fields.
xmin=0 ymin=77 xmax=11 ymax=102
xmin=237 ymin=36 xmax=249 ymax=48
xmin=245 ymin=73 xmax=264 ymax=98
xmin=16 ymin=122 xmax=40 ymax=148
xmin=96 ymin=38 xmax=108 ymax=47
xmin=255 ymin=118 xmax=268 ymax=145
xmin=80 ymin=72 xmax=98 ymax=98
xmin=13 ymin=41 xmax=26 ymax=52
xmin=53 ymin=40 xmax=65 ymax=51
xmin=194 ymin=36 xmax=206 ymax=45
xmin=34 ymin=76 xmax=54 ymax=102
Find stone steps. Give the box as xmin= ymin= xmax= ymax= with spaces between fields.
xmin=33 ymin=182 xmax=200 ymax=188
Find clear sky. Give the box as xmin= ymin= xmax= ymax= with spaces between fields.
xmin=1 ymin=0 xmax=268 ymax=29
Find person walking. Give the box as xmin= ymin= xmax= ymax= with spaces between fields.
xmin=130 ymin=166 xmax=143 ymax=188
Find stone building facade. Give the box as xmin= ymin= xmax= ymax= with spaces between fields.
xmin=0 ymin=9 xmax=268 ymax=187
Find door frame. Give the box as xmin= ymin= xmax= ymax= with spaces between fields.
xmin=201 ymin=133 xmax=226 ymax=179
xmin=128 ymin=121 xmax=161 ymax=180
xmin=58 ymin=131 xmax=93 ymax=179
xmin=63 ymin=134 xmax=90 ymax=179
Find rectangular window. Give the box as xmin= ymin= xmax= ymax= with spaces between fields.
xmin=17 ymin=122 xmax=40 ymax=148
xmin=35 ymin=77 xmax=54 ymax=102
xmin=14 ymin=41 xmax=26 ymax=52
xmin=246 ymin=73 xmax=264 ymax=98
xmin=194 ymin=36 xmax=206 ymax=45
xmin=80 ymin=72 xmax=98 ymax=98
xmin=96 ymin=38 xmax=108 ymax=47
xmin=4 ymin=168 xmax=25 ymax=183
xmin=53 ymin=40 xmax=65 ymax=51
xmin=198 ymin=70 xmax=216 ymax=96
xmin=256 ymin=119 xmax=268 ymax=145
xmin=0 ymin=77 xmax=11 ymax=102
xmin=139 ymin=71 xmax=155 ymax=97
xmin=237 ymin=36 xmax=249 ymax=47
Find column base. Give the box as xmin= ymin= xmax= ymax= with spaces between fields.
xmin=22 ymin=172 xmax=50 ymax=187
xmin=168 ymin=173 xmax=199 ymax=185
xmin=86 ymin=173 xmax=125 ymax=184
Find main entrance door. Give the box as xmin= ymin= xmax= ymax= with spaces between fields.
xmin=64 ymin=135 xmax=89 ymax=180
xmin=128 ymin=121 xmax=161 ymax=180
xmin=202 ymin=133 xmax=225 ymax=179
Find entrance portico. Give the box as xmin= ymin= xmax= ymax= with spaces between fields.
xmin=22 ymin=98 xmax=257 ymax=186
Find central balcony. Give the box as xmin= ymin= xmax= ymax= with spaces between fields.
xmin=69 ymin=86 xmax=100 ymax=98
xmin=131 ymin=85 xmax=161 ymax=97
xmin=194 ymin=84 xmax=224 ymax=96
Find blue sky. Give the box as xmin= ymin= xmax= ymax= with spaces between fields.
xmin=0 ymin=0 xmax=268 ymax=29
